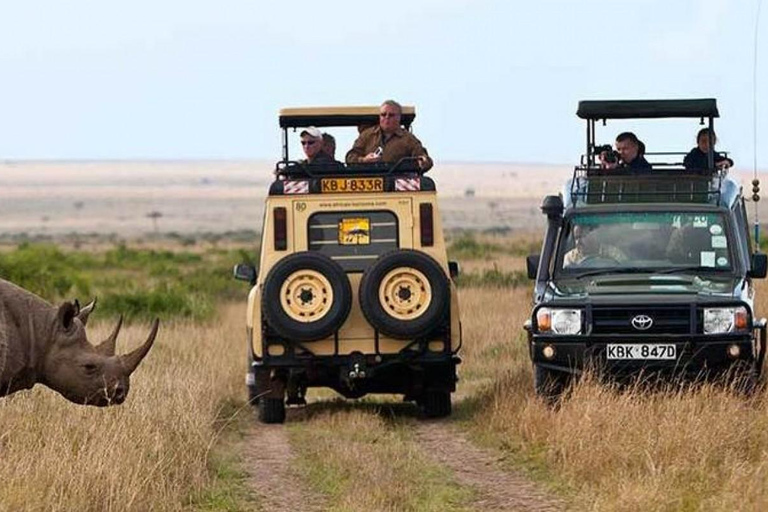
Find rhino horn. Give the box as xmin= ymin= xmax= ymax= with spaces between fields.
xmin=77 ymin=298 xmax=97 ymax=326
xmin=95 ymin=315 xmax=123 ymax=356
xmin=120 ymin=319 xmax=159 ymax=374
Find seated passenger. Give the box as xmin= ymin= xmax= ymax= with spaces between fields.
xmin=322 ymin=132 xmax=337 ymax=160
xmin=600 ymin=132 xmax=652 ymax=172
xmin=345 ymin=99 xmax=433 ymax=171
xmin=564 ymin=225 xmax=627 ymax=267
xmin=300 ymin=127 xmax=334 ymax=164
xmin=683 ymin=128 xmax=733 ymax=171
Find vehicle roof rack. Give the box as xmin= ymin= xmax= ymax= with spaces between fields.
xmin=577 ymin=98 xmax=719 ymax=120
xmin=568 ymin=167 xmax=732 ymax=207
xmin=279 ymin=106 xmax=416 ymax=129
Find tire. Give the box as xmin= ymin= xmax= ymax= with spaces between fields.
xmin=262 ymin=252 xmax=352 ymax=342
xmin=359 ymin=250 xmax=450 ymax=339
xmin=258 ymin=397 xmax=286 ymax=424
xmin=534 ymin=364 xmax=570 ymax=402
xmin=421 ymin=390 xmax=452 ymax=418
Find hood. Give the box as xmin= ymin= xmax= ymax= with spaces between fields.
xmin=551 ymin=273 xmax=741 ymax=299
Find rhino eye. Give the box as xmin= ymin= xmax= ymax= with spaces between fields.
xmin=81 ymin=363 xmax=99 ymax=375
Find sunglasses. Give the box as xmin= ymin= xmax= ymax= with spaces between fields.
xmin=379 ymin=112 xmax=398 ymax=118
xmin=301 ymin=140 xmax=318 ymax=146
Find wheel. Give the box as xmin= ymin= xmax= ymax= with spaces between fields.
xmin=262 ymin=252 xmax=352 ymax=342
xmin=258 ymin=397 xmax=286 ymax=424
xmin=421 ymin=390 xmax=452 ymax=418
xmin=533 ymin=364 xmax=570 ymax=402
xmin=359 ymin=250 xmax=450 ymax=339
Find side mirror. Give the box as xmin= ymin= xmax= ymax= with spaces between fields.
xmin=748 ymin=253 xmax=768 ymax=279
xmin=233 ymin=263 xmax=258 ymax=285
xmin=448 ymin=260 xmax=460 ymax=280
xmin=526 ymin=254 xmax=540 ymax=280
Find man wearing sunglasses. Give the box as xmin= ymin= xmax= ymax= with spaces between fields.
xmin=300 ymin=126 xmax=334 ymax=164
xmin=345 ymin=100 xmax=433 ymax=171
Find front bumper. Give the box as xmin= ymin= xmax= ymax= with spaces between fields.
xmin=530 ymin=334 xmax=760 ymax=376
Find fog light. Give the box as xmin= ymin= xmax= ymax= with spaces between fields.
xmin=542 ymin=344 xmax=556 ymax=359
xmin=727 ymin=344 xmax=741 ymax=359
xmin=267 ymin=344 xmax=285 ymax=356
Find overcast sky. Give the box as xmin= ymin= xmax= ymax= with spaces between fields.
xmin=0 ymin=0 xmax=766 ymax=166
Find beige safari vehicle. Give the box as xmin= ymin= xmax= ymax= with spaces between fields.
xmin=234 ymin=106 xmax=461 ymax=423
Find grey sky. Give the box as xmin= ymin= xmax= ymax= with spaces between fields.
xmin=0 ymin=0 xmax=766 ymax=166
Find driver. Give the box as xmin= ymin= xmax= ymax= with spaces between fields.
xmin=345 ymin=99 xmax=433 ymax=171
xmin=563 ymin=225 xmax=628 ymax=267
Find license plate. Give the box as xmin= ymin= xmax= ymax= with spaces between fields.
xmin=321 ymin=178 xmax=384 ymax=193
xmin=606 ymin=344 xmax=677 ymax=360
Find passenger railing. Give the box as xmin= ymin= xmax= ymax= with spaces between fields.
xmin=569 ymin=166 xmax=726 ymax=205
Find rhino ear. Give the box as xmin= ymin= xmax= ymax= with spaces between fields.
xmin=57 ymin=302 xmax=78 ymax=332
xmin=77 ymin=298 xmax=97 ymax=326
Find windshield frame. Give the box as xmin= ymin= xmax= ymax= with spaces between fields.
xmin=553 ymin=205 xmax=740 ymax=280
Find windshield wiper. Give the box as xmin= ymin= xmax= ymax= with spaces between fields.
xmin=571 ymin=267 xmax=655 ymax=280
xmin=654 ymin=266 xmax=725 ymax=274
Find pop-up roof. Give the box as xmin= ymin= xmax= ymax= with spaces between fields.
xmin=577 ymin=99 xmax=719 ymax=120
xmin=279 ymin=106 xmax=416 ymax=129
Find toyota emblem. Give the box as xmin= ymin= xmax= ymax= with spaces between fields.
xmin=631 ymin=314 xmax=653 ymax=331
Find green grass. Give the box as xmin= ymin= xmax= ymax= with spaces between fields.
xmin=456 ymin=265 xmax=528 ymax=288
xmin=0 ymin=243 xmax=259 ymax=322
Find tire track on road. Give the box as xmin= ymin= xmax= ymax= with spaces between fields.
xmin=414 ymin=420 xmax=564 ymax=512
xmin=241 ymin=420 xmax=326 ymax=512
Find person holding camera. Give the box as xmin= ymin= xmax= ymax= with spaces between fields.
xmin=345 ymin=99 xmax=433 ymax=171
xmin=599 ymin=132 xmax=651 ymax=171
xmin=683 ymin=128 xmax=733 ymax=171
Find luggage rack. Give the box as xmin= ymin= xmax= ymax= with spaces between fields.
xmin=569 ymin=166 xmax=726 ymax=205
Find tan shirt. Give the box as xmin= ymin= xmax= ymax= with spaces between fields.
xmin=345 ymin=126 xmax=434 ymax=171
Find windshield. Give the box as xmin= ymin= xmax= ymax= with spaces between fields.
xmin=557 ymin=212 xmax=733 ymax=274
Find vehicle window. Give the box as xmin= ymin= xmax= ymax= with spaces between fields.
xmin=558 ymin=212 xmax=733 ymax=272
xmin=308 ymin=210 xmax=399 ymax=272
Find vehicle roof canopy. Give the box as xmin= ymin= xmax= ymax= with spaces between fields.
xmin=577 ymin=98 xmax=719 ymax=120
xmin=279 ymin=106 xmax=416 ymax=129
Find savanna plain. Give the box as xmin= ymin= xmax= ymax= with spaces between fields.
xmin=3 ymin=162 xmax=768 ymax=511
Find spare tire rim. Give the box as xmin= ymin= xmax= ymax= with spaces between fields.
xmin=378 ymin=267 xmax=432 ymax=321
xmin=280 ymin=269 xmax=334 ymax=322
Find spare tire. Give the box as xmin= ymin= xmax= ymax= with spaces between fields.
xmin=359 ymin=250 xmax=450 ymax=339
xmin=262 ymin=252 xmax=352 ymax=342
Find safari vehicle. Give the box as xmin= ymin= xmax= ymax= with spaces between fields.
xmin=525 ymin=99 xmax=768 ymax=399
xmin=234 ymin=106 xmax=461 ymax=423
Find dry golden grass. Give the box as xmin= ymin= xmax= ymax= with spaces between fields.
xmin=5 ymin=232 xmax=768 ymax=511
xmin=0 ymin=305 xmax=246 ymax=512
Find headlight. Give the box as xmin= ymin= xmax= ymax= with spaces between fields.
xmin=703 ymin=307 xmax=749 ymax=334
xmin=536 ymin=308 xmax=582 ymax=335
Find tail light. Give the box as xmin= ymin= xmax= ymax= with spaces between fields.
xmin=274 ymin=207 xmax=287 ymax=250
xmin=420 ymin=203 xmax=434 ymax=247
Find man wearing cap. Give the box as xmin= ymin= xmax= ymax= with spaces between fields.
xmin=300 ymin=126 xmax=334 ymax=164
xmin=345 ymin=99 xmax=433 ymax=171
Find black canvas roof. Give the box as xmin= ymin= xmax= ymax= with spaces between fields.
xmin=577 ymin=99 xmax=719 ymax=120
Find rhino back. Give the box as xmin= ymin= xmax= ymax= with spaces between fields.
xmin=0 ymin=279 xmax=54 ymax=395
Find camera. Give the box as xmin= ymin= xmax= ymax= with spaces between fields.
xmin=593 ymin=144 xmax=619 ymax=164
